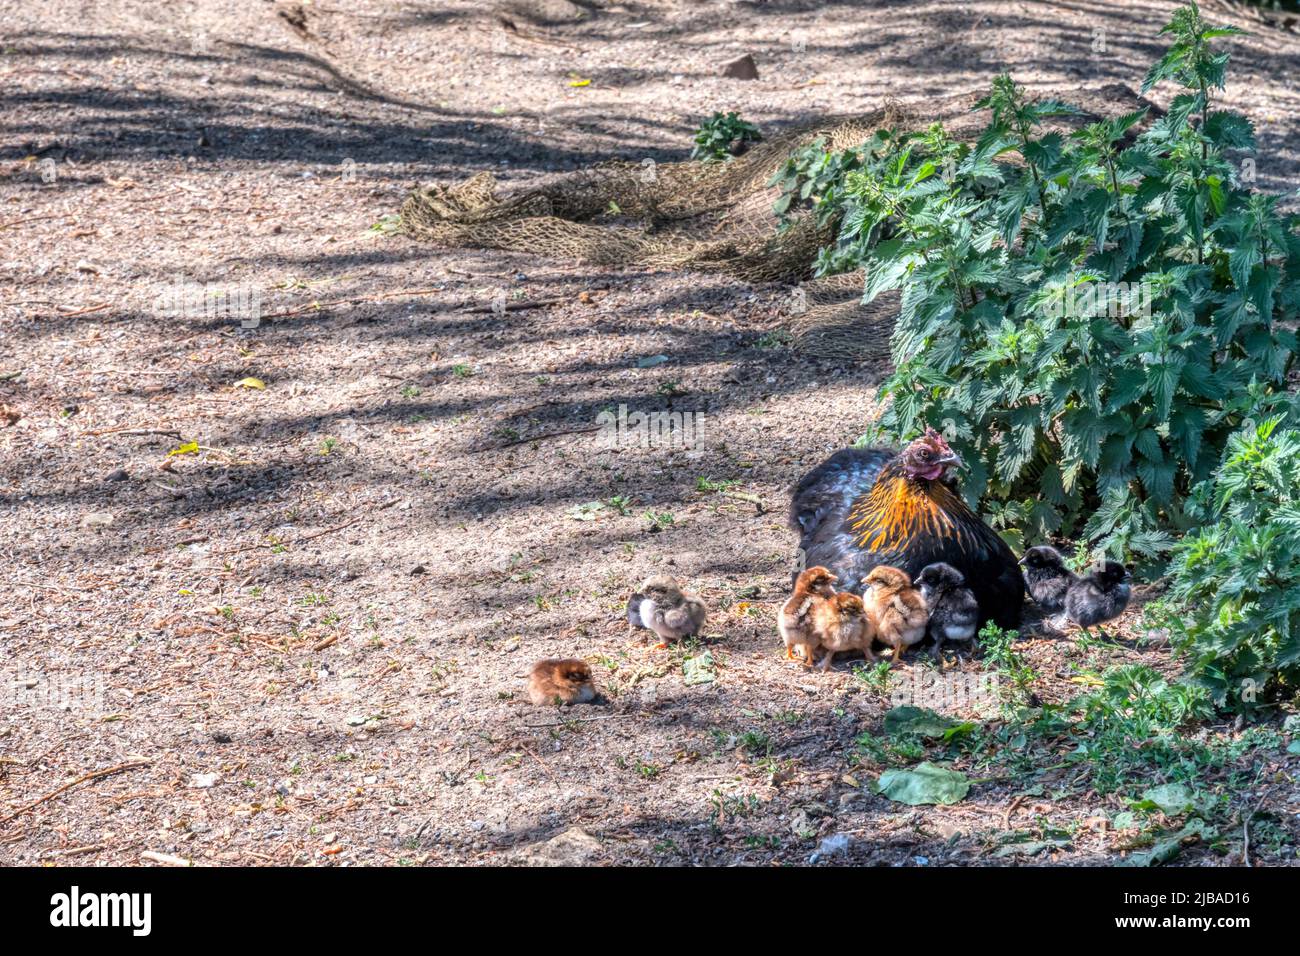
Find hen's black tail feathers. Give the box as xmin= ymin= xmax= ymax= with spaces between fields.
xmin=789 ymin=447 xmax=895 ymax=550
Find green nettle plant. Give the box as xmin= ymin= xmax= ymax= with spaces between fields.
xmin=691 ymin=111 xmax=762 ymax=162
xmin=1166 ymin=415 xmax=1300 ymax=705
xmin=772 ymin=2 xmax=1300 ymax=560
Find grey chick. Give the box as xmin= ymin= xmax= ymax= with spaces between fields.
xmin=1065 ymin=561 xmax=1131 ymax=636
xmin=913 ymin=562 xmax=979 ymax=659
xmin=1019 ymin=545 xmax=1077 ymax=624
xmin=627 ymin=574 xmax=706 ymax=648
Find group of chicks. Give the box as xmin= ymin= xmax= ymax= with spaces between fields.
xmin=1019 ymin=546 xmax=1132 ymax=635
xmin=525 ymin=547 xmax=1133 ymax=704
xmin=779 ymin=562 xmax=978 ymax=669
xmin=780 ymin=546 xmax=1133 ymax=670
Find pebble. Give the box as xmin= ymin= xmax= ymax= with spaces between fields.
xmin=79 ymin=511 xmax=114 ymax=530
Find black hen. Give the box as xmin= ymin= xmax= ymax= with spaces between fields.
xmin=790 ymin=427 xmax=1024 ymax=629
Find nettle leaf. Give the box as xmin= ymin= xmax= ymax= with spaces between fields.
xmin=1137 ymin=452 xmax=1177 ymax=504
xmin=862 ymin=238 xmax=911 ymax=303
xmin=1228 ymin=242 xmax=1261 ymax=293
xmin=1106 ymin=365 xmax=1149 ymax=411
xmin=997 ymin=405 xmax=1040 ymax=484
xmin=1080 ymin=188 xmax=1113 ymax=249
xmin=1147 ymin=356 xmax=1185 ymax=421
xmin=1062 ymin=408 xmax=1108 ymax=471
xmin=1134 ymin=427 xmax=1163 ymax=462
xmin=1169 ymin=406 xmax=1207 ymax=468
xmin=1246 ymin=267 xmax=1279 ymax=322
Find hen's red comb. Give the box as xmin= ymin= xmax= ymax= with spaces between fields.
xmin=920 ymin=425 xmax=952 ymax=451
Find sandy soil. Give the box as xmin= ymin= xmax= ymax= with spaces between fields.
xmin=2 ymin=0 xmax=1298 ymax=866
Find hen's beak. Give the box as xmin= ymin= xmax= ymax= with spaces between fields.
xmin=1017 ymin=555 xmax=1027 ymax=566
xmin=939 ymin=449 xmax=962 ymax=470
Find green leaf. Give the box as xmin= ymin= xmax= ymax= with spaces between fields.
xmin=874 ymin=762 xmax=970 ymax=806
xmin=682 ymin=651 xmax=716 ymax=686
xmin=883 ymin=706 xmax=968 ymax=739
xmin=1140 ymin=782 xmax=1196 ymax=816
xmin=1121 ymin=819 xmax=1214 ymax=867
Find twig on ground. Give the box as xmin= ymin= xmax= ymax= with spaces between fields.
xmin=519 ymin=744 xmax=557 ymax=781
xmin=87 ymin=426 xmax=183 ymax=438
xmin=0 ymin=759 xmax=153 ymax=825
xmin=0 ymin=214 xmax=73 ymax=231
xmin=55 ymin=302 xmax=110 ymax=317
xmin=462 ymin=296 xmax=566 ymax=314
xmin=261 ymin=287 xmax=446 ymax=320
xmin=522 ymin=713 xmax=633 ymax=729
xmin=472 ymin=424 xmax=601 ymax=453
xmin=1004 ymin=794 xmax=1025 ymax=830
xmin=140 ymin=850 xmax=194 ymax=867
xmin=214 ymin=517 xmax=359 ymax=555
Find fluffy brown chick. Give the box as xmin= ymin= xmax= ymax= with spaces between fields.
xmin=526 ymin=658 xmax=597 ymax=706
xmin=862 ymin=565 xmax=928 ymax=663
xmin=778 ymin=566 xmax=837 ymax=668
xmin=813 ymin=591 xmax=876 ymax=671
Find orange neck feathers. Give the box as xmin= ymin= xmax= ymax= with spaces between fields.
xmin=848 ymin=466 xmax=973 ymax=552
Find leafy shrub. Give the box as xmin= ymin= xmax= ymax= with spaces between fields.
xmin=1166 ymin=414 xmax=1300 ymax=706
xmin=691 ymin=111 xmax=761 ymax=162
xmin=771 ymin=2 xmax=1300 ymax=560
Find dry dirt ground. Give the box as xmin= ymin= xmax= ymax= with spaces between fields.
xmin=2 ymin=0 xmax=1299 ymax=867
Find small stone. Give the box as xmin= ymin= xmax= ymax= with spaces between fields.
xmin=515 ymin=826 xmax=602 ymax=866
xmin=721 ymin=53 xmax=759 ymax=80
xmin=189 ymin=772 xmax=220 ymax=789
xmin=79 ymin=511 xmax=114 ymax=530
xmin=105 ymin=468 xmax=129 ymax=482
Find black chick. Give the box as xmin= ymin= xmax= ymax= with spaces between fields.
xmin=1065 ymin=561 xmax=1132 ymax=635
xmin=1019 ymin=545 xmax=1077 ymax=619
xmin=913 ymin=562 xmax=979 ymax=659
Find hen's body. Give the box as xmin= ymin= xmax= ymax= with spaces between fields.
xmin=791 ymin=445 xmax=1024 ymax=630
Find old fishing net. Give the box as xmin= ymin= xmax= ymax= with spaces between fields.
xmin=400 ymin=86 xmax=1152 ymax=359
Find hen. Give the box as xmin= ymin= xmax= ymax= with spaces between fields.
xmin=790 ymin=426 xmax=1024 ymax=629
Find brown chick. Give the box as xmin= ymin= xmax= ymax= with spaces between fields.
xmin=778 ymin=566 xmax=837 ymax=668
xmin=862 ymin=565 xmax=928 ymax=663
xmin=526 ymin=658 xmax=597 ymax=706
xmin=814 ymin=591 xmax=877 ymax=671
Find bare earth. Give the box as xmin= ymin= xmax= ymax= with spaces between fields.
xmin=2 ymin=0 xmax=1299 ymax=866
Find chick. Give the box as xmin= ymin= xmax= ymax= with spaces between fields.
xmin=778 ymin=566 xmax=837 ymax=668
xmin=627 ymin=574 xmax=707 ymax=649
xmin=1019 ymin=545 xmax=1077 ymax=617
xmin=526 ymin=658 xmax=597 ymax=706
xmin=1065 ymin=561 xmax=1132 ymax=636
xmin=862 ymin=565 xmax=928 ymax=663
xmin=913 ymin=562 xmax=979 ymax=659
xmin=813 ymin=590 xmax=876 ymax=671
